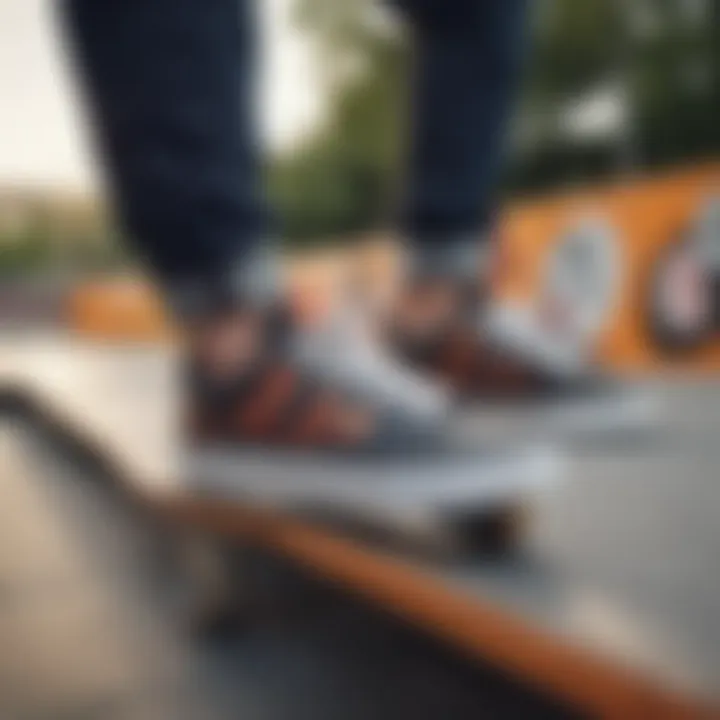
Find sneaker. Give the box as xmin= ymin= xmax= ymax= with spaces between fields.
xmin=389 ymin=272 xmax=659 ymax=443
xmin=180 ymin=301 xmax=562 ymax=512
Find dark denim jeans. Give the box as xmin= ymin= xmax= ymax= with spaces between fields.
xmin=63 ymin=0 xmax=527 ymax=286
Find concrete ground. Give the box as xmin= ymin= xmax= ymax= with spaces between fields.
xmin=0 ymin=420 xmax=573 ymax=720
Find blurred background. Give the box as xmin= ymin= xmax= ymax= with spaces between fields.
xmin=0 ymin=0 xmax=717 ymax=272
xmin=1 ymin=3 xmax=719 ymax=718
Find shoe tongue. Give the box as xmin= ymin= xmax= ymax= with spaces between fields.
xmin=483 ymin=302 xmax=591 ymax=378
xmin=294 ymin=298 xmax=450 ymax=421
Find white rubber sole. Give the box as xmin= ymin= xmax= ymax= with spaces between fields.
xmin=182 ymin=444 xmax=566 ymax=513
xmin=457 ymin=386 xmax=661 ymax=443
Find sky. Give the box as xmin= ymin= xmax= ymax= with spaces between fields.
xmin=0 ymin=0 xmax=324 ymax=192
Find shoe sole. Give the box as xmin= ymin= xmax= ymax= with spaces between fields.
xmin=456 ymin=386 xmax=661 ymax=444
xmin=182 ymin=444 xmax=565 ymax=513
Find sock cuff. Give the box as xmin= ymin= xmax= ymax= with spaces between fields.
xmin=404 ymin=234 xmax=491 ymax=282
xmin=165 ymin=244 xmax=283 ymax=322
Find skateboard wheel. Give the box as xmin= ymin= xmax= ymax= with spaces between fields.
xmin=452 ymin=504 xmax=528 ymax=559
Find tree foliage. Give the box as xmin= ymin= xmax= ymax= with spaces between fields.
xmin=271 ymin=0 xmax=718 ymax=242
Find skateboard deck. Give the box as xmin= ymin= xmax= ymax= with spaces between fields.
xmin=0 ymin=332 xmax=717 ymax=718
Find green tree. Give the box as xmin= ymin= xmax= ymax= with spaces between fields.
xmin=271 ymin=0 xmax=719 ymax=244
xmin=270 ymin=0 xmax=406 ymax=243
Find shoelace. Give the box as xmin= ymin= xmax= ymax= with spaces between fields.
xmin=296 ymin=301 xmax=449 ymax=421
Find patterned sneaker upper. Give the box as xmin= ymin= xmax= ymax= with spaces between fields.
xmin=184 ymin=303 xmax=450 ymax=455
xmin=389 ymin=276 xmax=582 ymax=401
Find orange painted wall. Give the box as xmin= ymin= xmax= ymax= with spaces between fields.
xmin=495 ymin=163 xmax=720 ymax=372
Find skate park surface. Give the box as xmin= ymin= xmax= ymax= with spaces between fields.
xmin=1 ymin=414 xmax=581 ymax=720
xmin=1 ymin=330 xmax=719 ymax=719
